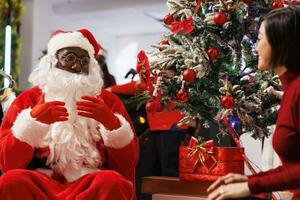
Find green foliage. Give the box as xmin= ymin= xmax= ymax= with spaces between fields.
xmin=0 ymin=0 xmax=23 ymax=90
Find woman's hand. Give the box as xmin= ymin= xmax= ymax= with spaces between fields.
xmin=207 ymin=173 xmax=248 ymax=193
xmin=207 ymin=182 xmax=251 ymax=200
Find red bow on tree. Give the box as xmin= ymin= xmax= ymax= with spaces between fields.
xmin=136 ymin=50 xmax=151 ymax=89
xmin=171 ymin=16 xmax=194 ymax=34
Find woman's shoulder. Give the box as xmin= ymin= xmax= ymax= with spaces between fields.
xmin=284 ymin=76 xmax=300 ymax=102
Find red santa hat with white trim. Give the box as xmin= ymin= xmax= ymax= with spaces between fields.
xmin=47 ymin=29 xmax=101 ymax=58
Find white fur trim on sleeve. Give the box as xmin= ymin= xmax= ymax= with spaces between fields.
xmin=12 ymin=108 xmax=50 ymax=147
xmin=98 ymin=114 xmax=134 ymax=149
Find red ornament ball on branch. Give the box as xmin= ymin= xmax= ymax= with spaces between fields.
xmin=221 ymin=95 xmax=235 ymax=109
xmin=164 ymin=13 xmax=174 ymax=25
xmin=183 ymin=68 xmax=197 ymax=82
xmin=244 ymin=0 xmax=253 ymax=4
xmin=146 ymin=101 xmax=164 ymax=112
xmin=159 ymin=40 xmax=169 ymax=51
xmin=207 ymin=48 xmax=219 ymax=60
xmin=176 ymin=89 xmax=189 ymax=102
xmin=272 ymin=1 xmax=284 ymax=8
xmin=160 ymin=40 xmax=169 ymax=45
xmin=214 ymin=11 xmax=227 ymax=26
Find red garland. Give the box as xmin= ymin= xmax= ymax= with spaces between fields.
xmin=194 ymin=0 xmax=202 ymax=15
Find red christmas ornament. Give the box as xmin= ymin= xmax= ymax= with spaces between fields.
xmin=176 ymin=89 xmax=189 ymax=102
xmin=159 ymin=40 xmax=169 ymax=51
xmin=207 ymin=48 xmax=219 ymax=60
xmin=214 ymin=11 xmax=227 ymax=26
xmin=146 ymin=101 xmax=155 ymax=112
xmin=146 ymin=101 xmax=164 ymax=112
xmin=164 ymin=13 xmax=174 ymax=25
xmin=183 ymin=68 xmax=197 ymax=82
xmin=272 ymin=1 xmax=284 ymax=8
xmin=220 ymin=95 xmax=235 ymax=109
xmin=160 ymin=40 xmax=169 ymax=45
xmin=291 ymin=0 xmax=297 ymax=5
xmin=244 ymin=0 xmax=253 ymax=4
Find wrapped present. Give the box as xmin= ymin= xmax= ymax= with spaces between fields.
xmin=179 ymin=137 xmax=244 ymax=181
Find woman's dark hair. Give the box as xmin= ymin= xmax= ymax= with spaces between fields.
xmin=263 ymin=7 xmax=300 ymax=73
xmin=96 ymin=55 xmax=116 ymax=88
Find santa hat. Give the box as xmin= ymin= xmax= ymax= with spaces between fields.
xmin=47 ymin=29 xmax=100 ymax=57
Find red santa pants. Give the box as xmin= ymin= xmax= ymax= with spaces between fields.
xmin=0 ymin=169 xmax=134 ymax=200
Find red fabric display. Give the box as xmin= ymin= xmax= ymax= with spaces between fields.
xmin=76 ymin=96 xmax=120 ymax=130
xmin=110 ymin=81 xmax=139 ymax=95
xmin=30 ymin=96 xmax=68 ymax=125
xmin=179 ymin=137 xmax=244 ymax=181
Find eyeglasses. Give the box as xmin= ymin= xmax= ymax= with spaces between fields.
xmin=60 ymin=53 xmax=90 ymax=66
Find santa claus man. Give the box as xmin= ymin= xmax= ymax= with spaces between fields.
xmin=0 ymin=29 xmax=138 ymax=200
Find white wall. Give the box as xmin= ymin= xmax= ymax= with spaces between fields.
xmin=113 ymin=32 xmax=165 ymax=84
xmin=19 ymin=0 xmax=33 ymax=90
xmin=20 ymin=0 xmax=53 ymax=91
xmin=240 ymin=134 xmax=263 ymax=175
xmin=19 ymin=0 xmax=167 ymax=89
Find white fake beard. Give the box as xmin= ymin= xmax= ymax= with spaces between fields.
xmin=30 ymin=55 xmax=104 ymax=174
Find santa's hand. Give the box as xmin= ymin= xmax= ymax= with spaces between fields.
xmin=31 ymin=96 xmax=68 ymax=125
xmin=76 ymin=96 xmax=120 ymax=130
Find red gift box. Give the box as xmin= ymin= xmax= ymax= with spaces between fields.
xmin=179 ymin=137 xmax=244 ymax=182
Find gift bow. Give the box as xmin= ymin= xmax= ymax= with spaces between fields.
xmin=171 ymin=16 xmax=194 ymax=34
xmin=188 ymin=138 xmax=217 ymax=171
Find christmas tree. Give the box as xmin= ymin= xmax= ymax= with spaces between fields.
xmin=137 ymin=0 xmax=296 ymax=139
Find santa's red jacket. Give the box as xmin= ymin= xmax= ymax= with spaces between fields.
xmin=0 ymin=87 xmax=138 ymax=185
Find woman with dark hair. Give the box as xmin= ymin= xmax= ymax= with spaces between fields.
xmin=207 ymin=7 xmax=300 ymax=200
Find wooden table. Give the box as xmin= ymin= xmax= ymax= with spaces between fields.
xmin=141 ymin=176 xmax=268 ymax=200
xmin=141 ymin=176 xmax=212 ymax=199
